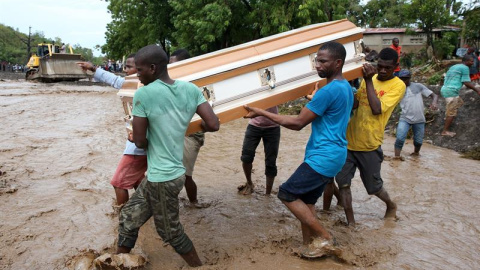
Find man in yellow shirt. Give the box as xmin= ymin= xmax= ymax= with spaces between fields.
xmin=327 ymin=48 xmax=406 ymax=225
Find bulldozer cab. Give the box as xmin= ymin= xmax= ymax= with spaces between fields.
xmin=36 ymin=43 xmax=61 ymax=57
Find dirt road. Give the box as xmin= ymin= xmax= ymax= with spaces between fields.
xmin=1 ymin=79 xmax=479 ymax=269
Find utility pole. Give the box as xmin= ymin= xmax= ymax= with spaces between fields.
xmin=14 ymin=26 xmax=33 ymax=63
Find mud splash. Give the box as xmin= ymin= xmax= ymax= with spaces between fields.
xmin=1 ymin=80 xmax=479 ymax=269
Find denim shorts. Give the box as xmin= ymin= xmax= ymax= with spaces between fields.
xmin=394 ymin=120 xmax=425 ymax=149
xmin=277 ymin=162 xmax=333 ymax=205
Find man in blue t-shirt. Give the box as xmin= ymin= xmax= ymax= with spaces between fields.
xmin=116 ymin=45 xmax=219 ymax=267
xmin=244 ymin=41 xmax=353 ymax=259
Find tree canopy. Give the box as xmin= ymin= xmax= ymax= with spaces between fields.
xmin=2 ymin=0 xmax=479 ymax=64
xmin=101 ymin=0 xmax=480 ymax=59
xmin=102 ymin=0 xmax=362 ymax=57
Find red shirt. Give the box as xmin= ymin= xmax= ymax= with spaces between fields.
xmin=390 ymin=44 xmax=402 ymax=72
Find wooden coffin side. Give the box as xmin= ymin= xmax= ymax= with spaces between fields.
xmin=185 ymin=64 xmax=363 ymax=135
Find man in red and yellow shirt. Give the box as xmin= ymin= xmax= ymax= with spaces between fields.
xmin=390 ymin=38 xmax=403 ymax=76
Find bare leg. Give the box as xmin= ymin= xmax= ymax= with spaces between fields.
xmin=441 ymin=116 xmax=456 ymax=136
xmin=323 ymin=182 xmax=334 ymax=211
xmin=333 ymin=185 xmax=342 ymax=206
xmin=374 ymin=187 xmax=397 ymax=219
xmin=393 ymin=147 xmax=405 ymax=160
xmin=184 ymin=175 xmax=198 ymax=203
xmin=323 ymin=182 xmax=343 ymax=210
xmin=238 ymin=162 xmax=254 ymax=195
xmin=394 ymin=147 xmax=402 ymax=157
xmin=282 ymin=199 xmax=331 ymax=240
xmin=411 ymin=145 xmax=421 ymax=155
xmin=265 ymin=176 xmax=274 ymax=195
xmin=114 ymin=187 xmax=129 ymax=206
xmin=179 ymin=246 xmax=202 ymax=267
xmin=301 ymin=204 xmax=318 ymax=244
xmin=339 ymin=187 xmax=355 ymax=225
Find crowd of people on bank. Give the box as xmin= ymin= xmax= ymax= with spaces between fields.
xmin=0 ymin=61 xmax=26 ymax=72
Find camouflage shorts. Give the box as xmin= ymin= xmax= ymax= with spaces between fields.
xmin=118 ymin=175 xmax=193 ymax=254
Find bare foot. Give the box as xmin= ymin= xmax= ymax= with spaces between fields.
xmin=410 ymin=152 xmax=420 ymax=156
xmin=187 ymin=201 xmax=211 ymax=208
xmin=112 ymin=204 xmax=124 ymax=215
xmin=384 ymin=202 xmax=397 ymax=220
xmin=237 ymin=183 xmax=254 ymax=195
xmin=392 ymin=156 xmax=405 ymax=161
xmin=300 ymin=237 xmax=341 ymax=259
xmin=441 ymin=131 xmax=456 ymax=137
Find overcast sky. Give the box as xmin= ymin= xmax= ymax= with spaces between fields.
xmin=0 ymin=0 xmax=111 ymax=56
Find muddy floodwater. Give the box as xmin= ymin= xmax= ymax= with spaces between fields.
xmin=1 ymin=80 xmax=479 ymax=269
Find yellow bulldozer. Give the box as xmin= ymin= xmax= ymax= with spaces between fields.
xmin=26 ymin=43 xmax=88 ymax=82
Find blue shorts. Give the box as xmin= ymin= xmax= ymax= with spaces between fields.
xmin=277 ymin=162 xmax=333 ymax=205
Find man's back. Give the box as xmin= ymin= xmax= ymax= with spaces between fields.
xmin=441 ymin=64 xmax=470 ymax=98
xmin=399 ymin=82 xmax=432 ymax=124
xmin=132 ymin=80 xmax=206 ymax=182
xmin=347 ymin=75 xmax=405 ymax=151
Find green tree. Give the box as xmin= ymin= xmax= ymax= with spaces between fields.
xmin=102 ymin=0 xmax=361 ymax=57
xmin=0 ymin=24 xmax=47 ymax=64
xmin=168 ymin=0 xmax=360 ymax=55
xmin=102 ymin=0 xmax=173 ymax=59
xmin=407 ymin=0 xmax=453 ymax=55
xmin=361 ymin=0 xmax=411 ymax=28
xmin=169 ymin=0 xmax=248 ymax=54
xmin=460 ymin=2 xmax=480 ymax=46
xmin=72 ymin=44 xmax=104 ymax=65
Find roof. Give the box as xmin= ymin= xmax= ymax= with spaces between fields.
xmin=363 ymin=28 xmax=406 ymax=34
xmin=363 ymin=26 xmax=461 ymax=34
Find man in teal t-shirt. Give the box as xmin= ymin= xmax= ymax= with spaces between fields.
xmin=116 ymin=45 xmax=219 ymax=267
xmin=440 ymin=54 xmax=480 ymax=137
xmin=132 ymin=79 xmax=204 ymax=181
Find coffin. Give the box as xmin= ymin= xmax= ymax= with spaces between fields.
xmin=118 ymin=19 xmax=365 ymax=135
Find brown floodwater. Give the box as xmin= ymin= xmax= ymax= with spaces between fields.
xmin=0 ymin=80 xmax=479 ymax=269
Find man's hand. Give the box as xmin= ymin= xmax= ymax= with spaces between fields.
xmin=429 ymin=102 xmax=438 ymax=110
xmin=243 ymin=105 xmax=262 ymax=118
xmin=306 ymin=81 xmax=320 ymax=101
xmin=76 ymin=62 xmax=96 ymax=72
xmin=362 ymin=62 xmax=377 ymax=80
